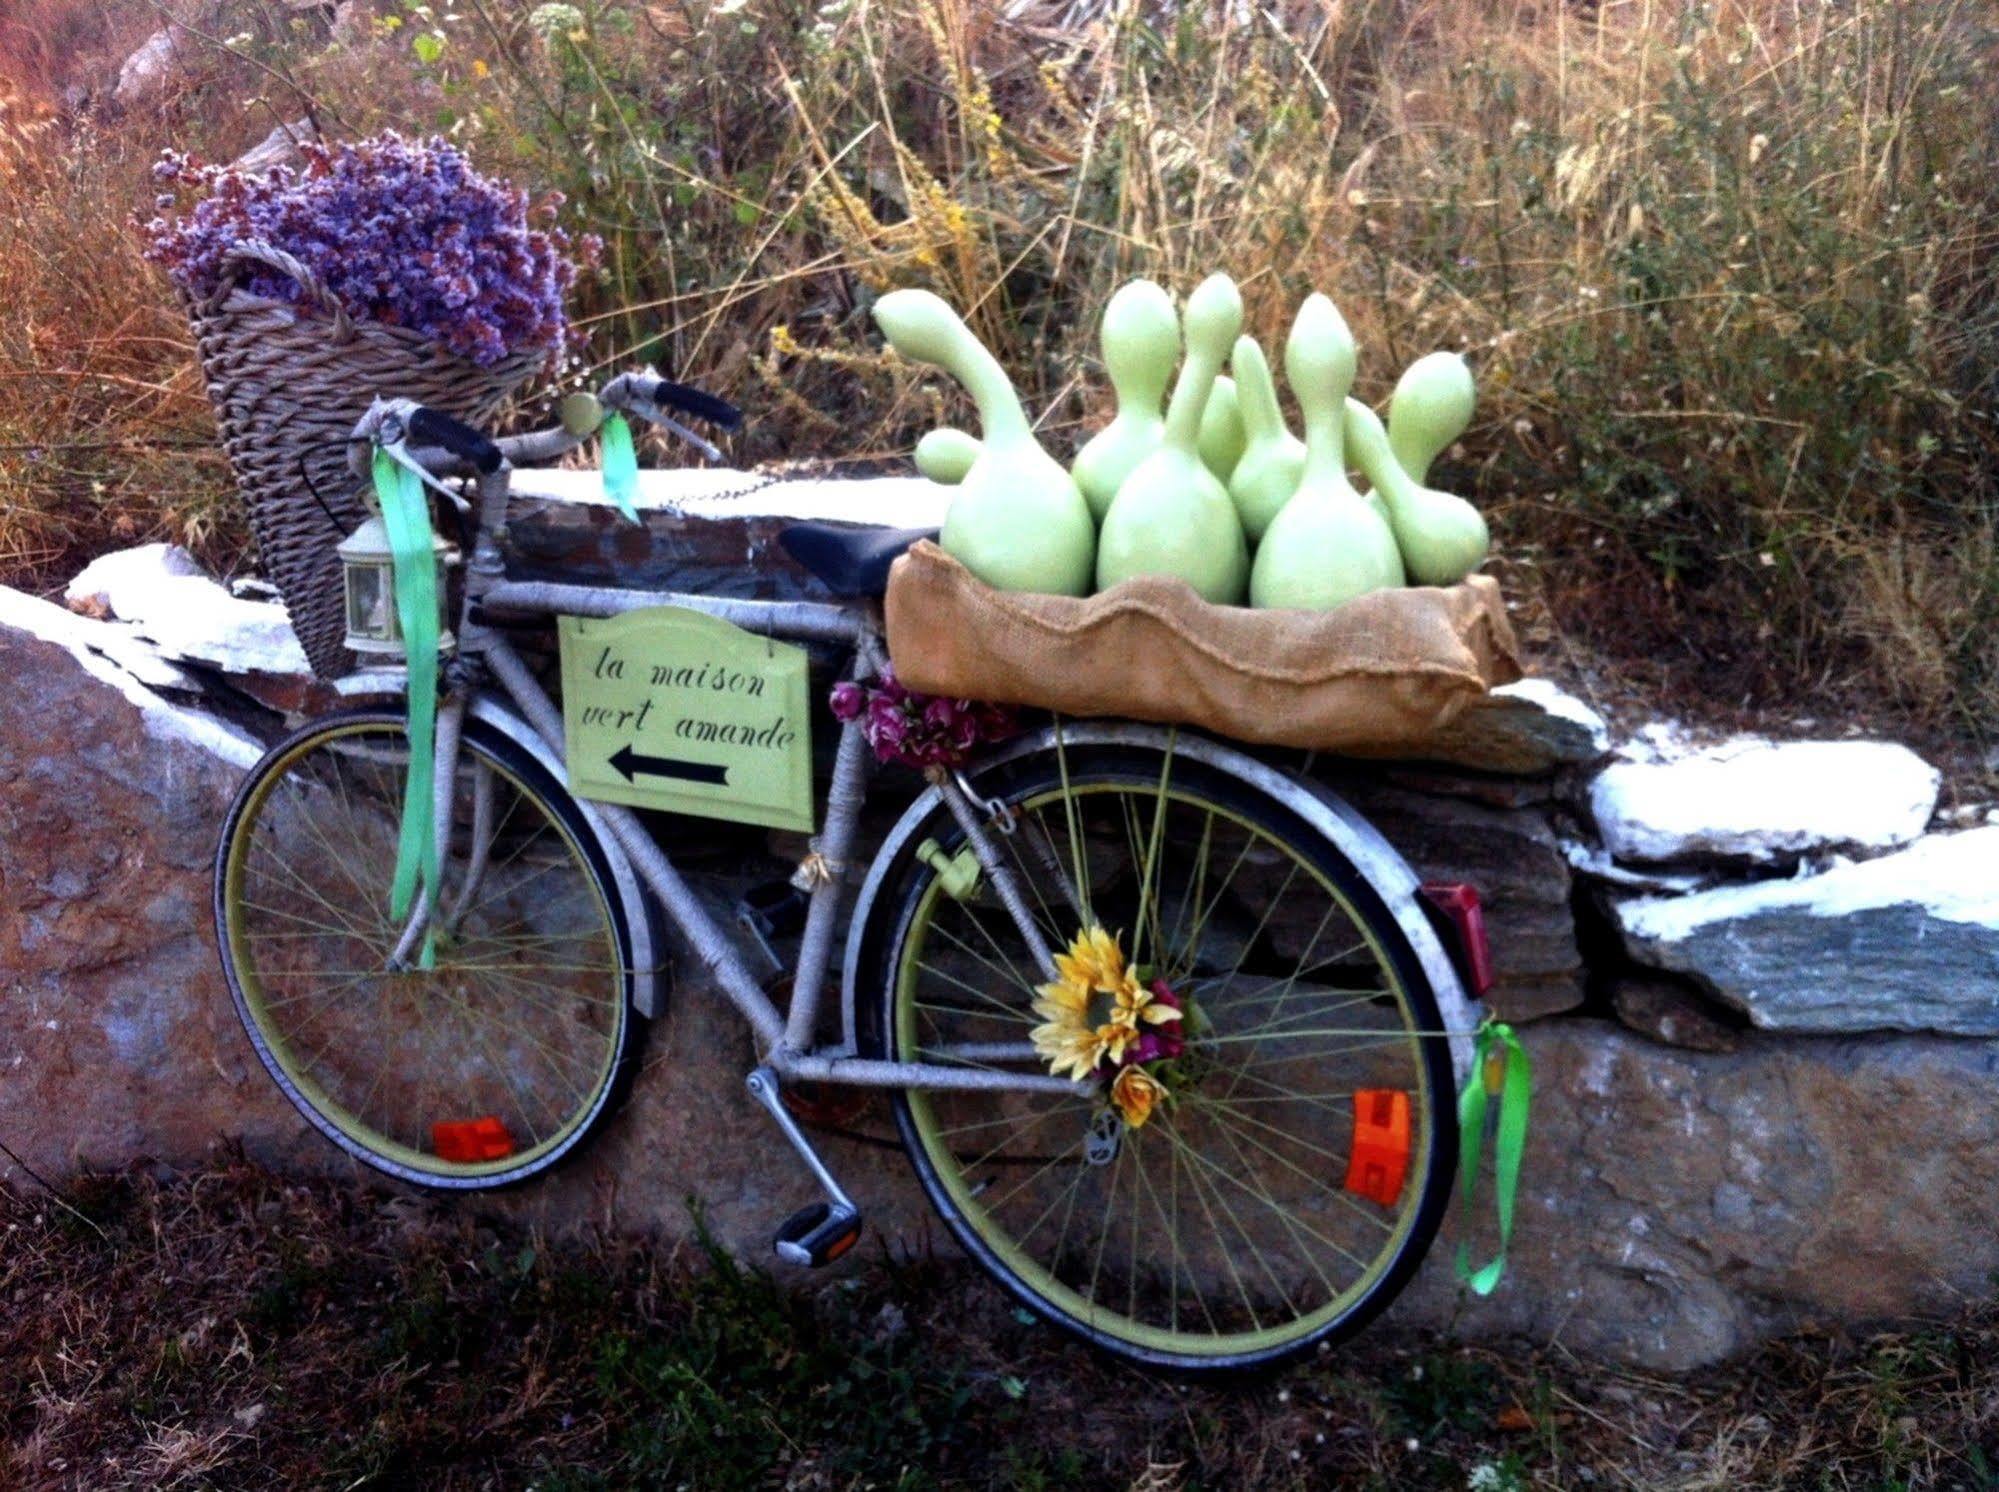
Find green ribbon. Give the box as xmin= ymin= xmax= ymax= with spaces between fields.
xmin=600 ymin=411 xmax=640 ymax=521
xmin=1454 ymin=1019 xmax=1530 ymax=1295
xmin=370 ymin=450 xmax=442 ymax=970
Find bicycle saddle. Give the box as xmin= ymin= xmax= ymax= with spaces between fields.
xmin=778 ymin=523 xmax=938 ymax=599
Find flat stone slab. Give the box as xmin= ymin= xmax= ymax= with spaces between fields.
xmin=1356 ymin=677 xmax=1609 ymax=776
xmin=506 ymin=468 xmax=947 ymax=600
xmin=1387 ymin=1022 xmax=1999 ymax=1370
xmin=1590 ymin=738 xmax=1939 ymax=865
xmin=1329 ymin=774 xmax=1584 ymax=1020
xmin=1615 ymin=826 xmax=1999 ymax=1034
xmin=64 ymin=541 xmax=311 ymax=678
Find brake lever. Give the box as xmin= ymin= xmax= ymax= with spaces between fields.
xmin=631 ymin=405 xmax=729 ymax=465
xmin=380 ymin=439 xmax=474 ymax=513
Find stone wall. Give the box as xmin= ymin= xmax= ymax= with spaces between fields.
xmin=6 ymin=513 xmax=1997 ymax=1373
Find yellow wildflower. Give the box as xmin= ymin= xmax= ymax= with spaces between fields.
xmin=1029 ymin=926 xmax=1178 ymax=1082
xmin=1111 ymin=1066 xmax=1166 ymax=1129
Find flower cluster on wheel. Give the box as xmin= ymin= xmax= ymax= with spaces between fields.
xmin=1030 ymin=925 xmax=1187 ymax=1129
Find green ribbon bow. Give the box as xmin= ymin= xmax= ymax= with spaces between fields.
xmin=600 ymin=410 xmax=640 ymax=522
xmin=370 ymin=449 xmax=442 ymax=971
xmin=1454 ymin=1019 xmax=1530 ymax=1295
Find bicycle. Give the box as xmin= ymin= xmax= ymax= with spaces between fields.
xmin=212 ymin=375 xmax=1491 ymax=1373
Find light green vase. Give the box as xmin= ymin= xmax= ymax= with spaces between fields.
xmin=1249 ymin=293 xmax=1404 ymax=610
xmin=1070 ymin=279 xmax=1178 ymax=521
xmin=1225 ymin=334 xmax=1306 ymax=542
xmin=1096 ymin=274 xmax=1249 ymax=604
xmin=1197 ymin=374 xmax=1245 ymax=482
xmin=1387 ymin=350 xmax=1476 ymax=483
xmin=914 ymin=426 xmax=981 ymax=484
xmin=1345 ymin=396 xmax=1489 ymax=586
xmin=874 ymin=289 xmax=1095 ymax=595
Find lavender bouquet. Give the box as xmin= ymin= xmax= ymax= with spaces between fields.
xmin=144 ymin=133 xmax=595 ymax=368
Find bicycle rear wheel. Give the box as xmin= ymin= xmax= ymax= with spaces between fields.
xmin=866 ymin=737 xmax=1458 ymax=1373
xmin=214 ymin=708 xmax=642 ymax=1188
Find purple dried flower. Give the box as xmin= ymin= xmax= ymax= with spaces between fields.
xmin=141 ymin=133 xmax=588 ymax=368
xmin=832 ymin=667 xmax=1018 ymax=769
xmin=828 ymin=681 xmax=865 ymax=721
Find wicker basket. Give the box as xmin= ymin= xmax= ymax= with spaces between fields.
xmin=186 ymin=240 xmax=542 ymax=678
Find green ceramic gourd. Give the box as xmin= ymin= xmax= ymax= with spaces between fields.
xmin=914 ymin=426 xmax=981 ymax=484
xmin=1197 ymin=374 xmax=1246 ymax=481
xmin=1249 ymin=293 xmax=1404 ymax=610
xmin=1387 ymin=350 xmax=1476 ymax=482
xmin=1345 ymin=396 xmax=1489 ymax=586
xmin=1225 ymin=334 xmax=1306 ymax=542
xmin=874 ymin=289 xmax=1095 ymax=596
xmin=1096 ymin=274 xmax=1250 ymax=604
xmin=1071 ymin=279 xmax=1179 ymax=520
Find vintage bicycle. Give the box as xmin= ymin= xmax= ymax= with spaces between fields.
xmin=211 ymin=375 xmax=1493 ymax=1373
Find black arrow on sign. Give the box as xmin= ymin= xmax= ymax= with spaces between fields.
xmin=609 ymin=743 xmax=729 ymax=786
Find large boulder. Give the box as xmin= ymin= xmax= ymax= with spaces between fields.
xmin=1391 ymin=1022 xmax=1999 ymax=1370
xmin=1613 ymin=826 xmax=1999 ymax=1034
xmin=114 ymin=26 xmax=191 ymax=106
xmin=0 ymin=587 xmax=929 ymax=1256
xmin=1590 ymin=738 xmax=1939 ymax=865
xmin=0 ymin=594 xmax=295 ymax=1179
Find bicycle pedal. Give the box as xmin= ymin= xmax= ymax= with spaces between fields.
xmin=773 ymin=1201 xmax=863 ymax=1268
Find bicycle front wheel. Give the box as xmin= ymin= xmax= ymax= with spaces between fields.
xmin=869 ymin=737 xmax=1457 ymax=1373
xmin=215 ymin=708 xmax=641 ymax=1188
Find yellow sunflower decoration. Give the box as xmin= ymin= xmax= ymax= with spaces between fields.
xmin=1030 ymin=925 xmax=1181 ymax=1128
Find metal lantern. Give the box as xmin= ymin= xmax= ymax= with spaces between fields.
xmin=337 ymin=514 xmax=456 ymax=658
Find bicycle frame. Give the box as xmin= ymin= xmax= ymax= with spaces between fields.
xmin=399 ymin=455 xmax=1083 ymax=1101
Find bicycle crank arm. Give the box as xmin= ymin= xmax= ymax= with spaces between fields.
xmin=745 ymin=1066 xmax=863 ymax=1267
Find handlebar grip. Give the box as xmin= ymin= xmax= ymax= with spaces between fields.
xmin=636 ymin=374 xmax=743 ymax=431
xmin=406 ymin=406 xmax=504 ymax=473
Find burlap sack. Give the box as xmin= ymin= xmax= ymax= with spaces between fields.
xmin=884 ymin=541 xmax=1522 ymax=753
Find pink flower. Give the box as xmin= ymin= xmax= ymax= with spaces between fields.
xmin=828 ymin=681 xmax=865 ymax=721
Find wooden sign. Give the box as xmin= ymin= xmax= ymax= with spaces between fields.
xmin=558 ymin=607 xmax=813 ymax=833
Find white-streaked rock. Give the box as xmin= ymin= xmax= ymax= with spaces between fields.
xmin=65 ymin=542 xmax=206 ymax=607
xmin=1496 ymin=677 xmax=1611 ymax=753
xmin=1346 ymin=676 xmax=1611 ymax=775
xmin=0 ymin=588 xmax=263 ymax=769
xmin=1615 ymin=826 xmax=1999 ymax=1034
xmin=1590 ymin=738 xmax=1939 ymax=865
xmin=65 ymin=543 xmax=310 ymax=678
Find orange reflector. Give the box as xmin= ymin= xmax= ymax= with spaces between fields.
xmin=1344 ymin=1089 xmax=1411 ymax=1207
xmin=432 ymin=1115 xmax=517 ymax=1163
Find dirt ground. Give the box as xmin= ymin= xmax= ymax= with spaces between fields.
xmin=2 ymin=1159 xmax=1994 ymax=1491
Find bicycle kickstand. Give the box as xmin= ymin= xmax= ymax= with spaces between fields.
xmin=744 ymin=1066 xmax=865 ymax=1268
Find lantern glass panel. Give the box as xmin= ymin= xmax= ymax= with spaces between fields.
xmin=345 ymin=560 xmax=396 ymax=645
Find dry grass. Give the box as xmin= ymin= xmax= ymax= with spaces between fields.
xmin=1 ymin=0 xmax=1995 ymax=740
xmin=2 ymin=1161 xmax=1996 ymax=1489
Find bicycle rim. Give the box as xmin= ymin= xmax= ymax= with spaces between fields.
xmin=884 ymin=745 xmax=1454 ymax=1368
xmin=217 ymin=715 xmax=631 ymax=1186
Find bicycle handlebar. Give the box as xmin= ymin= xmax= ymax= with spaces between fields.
xmin=608 ymin=370 xmax=743 ymax=430
xmin=348 ymin=367 xmax=744 ymax=481
xmin=405 ymin=406 xmax=504 ymax=474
